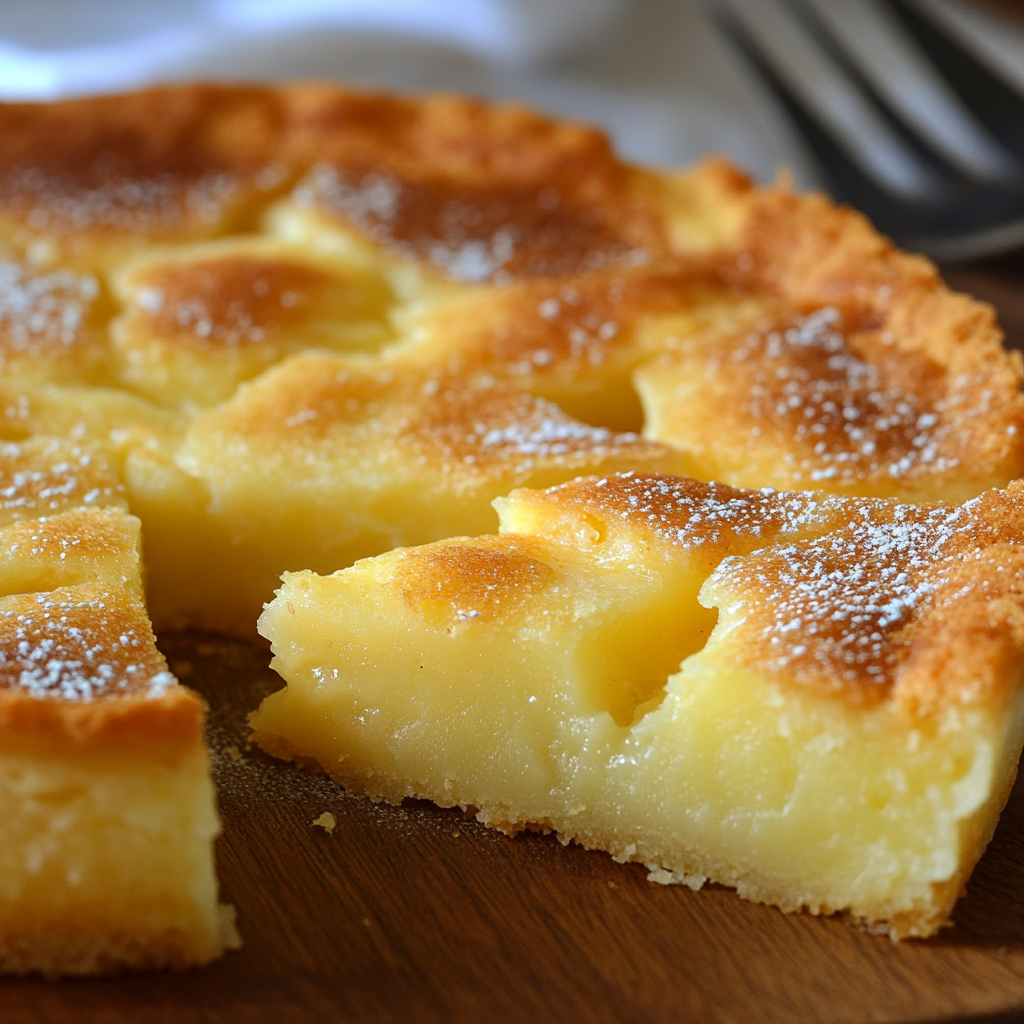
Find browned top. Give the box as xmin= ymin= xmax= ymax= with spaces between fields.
xmin=639 ymin=174 xmax=1024 ymax=499
xmin=499 ymin=470 xmax=1024 ymax=709
xmin=404 ymin=262 xmax=743 ymax=388
xmin=187 ymin=353 xmax=687 ymax=487
xmin=703 ymin=481 xmax=1024 ymax=707
xmin=362 ymin=471 xmax=1024 ymax=709
xmin=0 ymin=506 xmax=141 ymax=596
xmin=0 ymin=82 xmax=1018 ymax=502
xmin=0 ymin=261 xmax=101 ymax=362
xmin=400 ymin=386 xmax=681 ymax=482
xmin=0 ymin=86 xmax=292 ymax=249
xmin=0 ymin=84 xmax=664 ymax=278
xmin=0 ymin=438 xmax=125 ymax=525
xmin=498 ymin=471 xmax=841 ymax=559
xmin=705 ymin=305 xmax=956 ymax=487
xmin=128 ymin=255 xmax=343 ymax=347
xmin=116 ymin=246 xmax=392 ymax=351
xmin=0 ymin=582 xmax=166 ymax=700
xmin=0 ymin=499 xmax=199 ymax=755
xmin=394 ymin=534 xmax=557 ymax=630
xmin=0 ymin=576 xmax=204 ymax=755
xmin=286 ymin=86 xmax=665 ymax=282
xmin=639 ymin=299 xmax=1024 ymax=500
xmin=0 ymin=82 xmax=1020 ymax=719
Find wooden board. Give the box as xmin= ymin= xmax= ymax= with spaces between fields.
xmin=4 ymin=255 xmax=1024 ymax=1024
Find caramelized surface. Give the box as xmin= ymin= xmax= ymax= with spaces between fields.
xmin=0 ymin=87 xmax=294 ymax=269
xmin=0 ymin=438 xmax=124 ymax=525
xmin=0 ymin=583 xmax=168 ymax=701
xmin=0 ymin=83 xmax=1014 ymax=534
xmin=638 ymin=305 xmax=1023 ymax=500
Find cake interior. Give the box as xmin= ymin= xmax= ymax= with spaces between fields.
xmin=0 ymin=720 xmax=229 ymax=976
xmin=251 ymin=475 xmax=1024 ymax=938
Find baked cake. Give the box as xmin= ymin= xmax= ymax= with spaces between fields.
xmin=251 ymin=473 xmax=1024 ymax=938
xmin=0 ymin=463 xmax=234 ymax=975
xmin=0 ymin=83 xmax=1022 ymax=970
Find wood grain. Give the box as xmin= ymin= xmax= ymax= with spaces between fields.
xmin=3 ymin=255 xmax=1024 ymax=1024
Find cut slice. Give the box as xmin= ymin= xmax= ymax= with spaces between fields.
xmin=251 ymin=473 xmax=1024 ymax=939
xmin=168 ymin=353 xmax=689 ymax=635
xmin=0 ymin=506 xmax=235 ymax=976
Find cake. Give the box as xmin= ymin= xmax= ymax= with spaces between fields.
xmin=0 ymin=83 xmax=1022 ymax=971
xmin=0 ymin=488 xmax=234 ymax=975
xmin=251 ymin=473 xmax=1024 ymax=938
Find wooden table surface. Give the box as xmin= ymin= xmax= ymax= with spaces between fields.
xmin=3 ymin=255 xmax=1024 ymax=1024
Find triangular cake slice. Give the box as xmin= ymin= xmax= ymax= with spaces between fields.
xmin=251 ymin=473 xmax=1024 ymax=939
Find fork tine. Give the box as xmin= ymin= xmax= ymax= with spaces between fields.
xmin=879 ymin=0 xmax=1024 ymax=165
xmin=709 ymin=6 xmax=921 ymax=227
xmin=783 ymin=0 xmax=974 ymax=187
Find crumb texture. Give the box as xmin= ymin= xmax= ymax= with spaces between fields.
xmin=253 ymin=473 xmax=1024 ymax=941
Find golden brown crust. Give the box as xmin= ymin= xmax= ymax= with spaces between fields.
xmin=634 ymin=182 xmax=1024 ymax=499
xmin=494 ymin=472 xmax=1024 ymax=710
xmin=0 ymin=437 xmax=125 ymax=525
xmin=702 ymin=481 xmax=1024 ymax=704
xmin=186 ymin=351 xmax=688 ymax=488
xmin=114 ymin=241 xmax=392 ymax=352
xmin=399 ymin=262 xmax=756 ymax=431
xmin=394 ymin=534 xmax=557 ymax=629
xmin=0 ymin=82 xmax=1018 ymax=496
xmin=0 ymin=683 xmax=203 ymax=761
xmin=0 ymin=506 xmax=141 ymax=596
xmin=0 ymin=582 xmax=165 ymax=695
xmin=0 ymin=86 xmax=294 ymax=267
xmin=0 ymin=83 xmax=1016 ymax=727
xmin=284 ymin=86 xmax=666 ymax=282
xmin=498 ymin=471 xmax=837 ymax=556
xmin=637 ymin=300 xmax=1024 ymax=500
xmin=0 ymin=579 xmax=201 ymax=760
xmin=0 ymin=261 xmax=108 ymax=380
xmin=0 ymin=83 xmax=1022 ymax=958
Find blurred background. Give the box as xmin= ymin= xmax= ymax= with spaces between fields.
xmin=0 ymin=0 xmax=1022 ymax=332
xmin=0 ymin=0 xmax=1020 ymax=181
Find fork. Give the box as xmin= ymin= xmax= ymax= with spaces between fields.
xmin=710 ymin=0 xmax=1024 ymax=262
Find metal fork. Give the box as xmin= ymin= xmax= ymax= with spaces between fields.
xmin=711 ymin=0 xmax=1024 ymax=261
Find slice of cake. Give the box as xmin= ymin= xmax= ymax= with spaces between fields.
xmin=0 ymin=502 xmax=234 ymax=976
xmin=251 ymin=472 xmax=1024 ymax=939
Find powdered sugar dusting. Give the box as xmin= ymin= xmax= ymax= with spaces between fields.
xmin=296 ymin=165 xmax=520 ymax=284
xmin=721 ymin=307 xmax=958 ymax=485
xmin=0 ymin=261 xmax=99 ymax=358
xmin=0 ymin=441 xmax=122 ymax=520
xmin=294 ymin=163 xmax=647 ymax=283
xmin=137 ymin=285 xmax=274 ymax=348
xmin=0 ymin=589 xmax=169 ymax=701
xmin=706 ymin=491 xmax=1008 ymax=687
xmin=540 ymin=472 xmax=841 ymax=551
xmin=6 ymin=166 xmax=247 ymax=236
xmin=409 ymin=391 xmax=664 ymax=478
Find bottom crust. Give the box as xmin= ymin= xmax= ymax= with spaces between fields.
xmin=0 ymin=905 xmax=239 ymax=978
